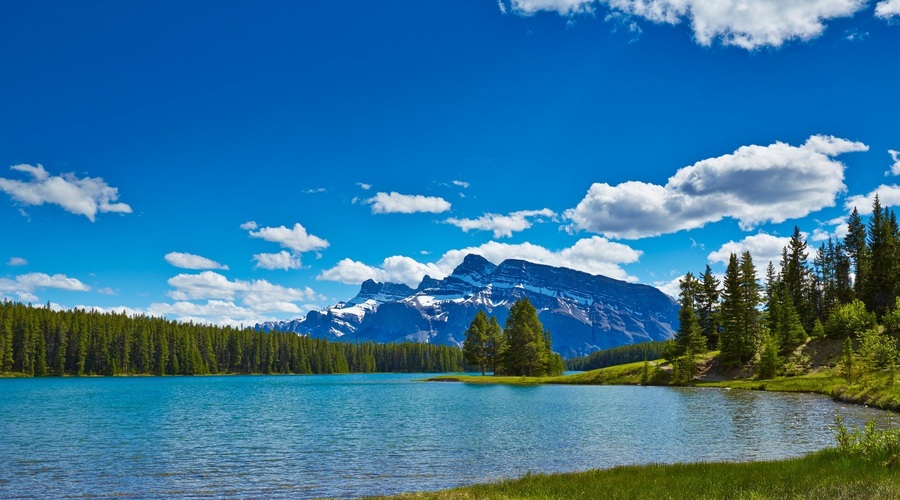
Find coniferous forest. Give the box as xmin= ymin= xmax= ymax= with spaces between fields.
xmin=0 ymin=301 xmax=464 ymax=376
xmin=668 ymin=196 xmax=900 ymax=382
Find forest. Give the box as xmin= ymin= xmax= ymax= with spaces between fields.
xmin=668 ymin=195 xmax=900 ymax=382
xmin=0 ymin=301 xmax=464 ymax=376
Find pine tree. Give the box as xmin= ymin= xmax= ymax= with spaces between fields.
xmin=719 ymin=252 xmax=760 ymax=366
xmin=501 ymin=298 xmax=549 ymax=376
xmin=463 ymin=310 xmax=490 ymax=375
xmin=696 ymin=265 xmax=720 ymax=349
xmin=865 ymin=195 xmax=898 ymax=317
xmin=845 ymin=206 xmax=868 ymax=301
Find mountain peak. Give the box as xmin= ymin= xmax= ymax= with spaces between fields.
xmin=348 ymin=279 xmax=415 ymax=305
xmin=449 ymin=254 xmax=497 ymax=285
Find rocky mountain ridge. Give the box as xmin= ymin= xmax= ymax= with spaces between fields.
xmin=258 ymin=254 xmax=679 ymax=357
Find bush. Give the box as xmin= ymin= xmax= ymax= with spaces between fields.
xmin=826 ymin=300 xmax=877 ymax=338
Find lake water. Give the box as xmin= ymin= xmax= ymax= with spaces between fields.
xmin=0 ymin=374 xmax=894 ymax=498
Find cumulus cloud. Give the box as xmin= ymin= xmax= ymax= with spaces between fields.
xmin=886 ymin=150 xmax=900 ymax=176
xmin=506 ymin=0 xmax=868 ymax=49
xmin=166 ymin=271 xmax=322 ymax=311
xmin=653 ymin=277 xmax=683 ymax=299
xmin=147 ymin=300 xmax=278 ymax=328
xmin=253 ymin=251 xmax=303 ymax=270
xmin=164 ymin=252 xmax=229 ymax=270
xmin=366 ymin=192 xmax=452 ymax=214
xmin=446 ymin=208 xmax=556 ymax=238
xmin=508 ymin=0 xmax=595 ymax=16
xmin=240 ymin=221 xmax=258 ymax=231
xmin=875 ymin=0 xmax=900 ymax=18
xmin=708 ymin=233 xmax=793 ymax=275
xmin=811 ymin=228 xmax=831 ymax=242
xmin=844 ymin=185 xmax=900 ymax=215
xmin=0 ymin=164 xmax=132 ymax=222
xmin=566 ymin=135 xmax=867 ymax=240
xmin=0 ymin=272 xmax=91 ymax=302
xmin=318 ymin=236 xmax=643 ymax=287
xmin=245 ymin=222 xmax=329 ymax=253
xmin=7 ymin=257 xmax=27 ymax=266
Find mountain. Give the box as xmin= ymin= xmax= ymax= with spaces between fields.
xmin=258 ymin=254 xmax=680 ymax=357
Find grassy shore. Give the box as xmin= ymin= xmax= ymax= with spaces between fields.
xmin=375 ymin=449 xmax=900 ymax=500
xmin=427 ymin=349 xmax=900 ymax=412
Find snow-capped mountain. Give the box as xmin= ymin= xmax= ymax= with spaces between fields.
xmin=258 ymin=254 xmax=680 ymax=357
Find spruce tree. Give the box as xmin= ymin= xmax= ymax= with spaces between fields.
xmin=463 ymin=310 xmax=490 ymax=375
xmin=696 ymin=265 xmax=720 ymax=349
xmin=502 ymin=298 xmax=549 ymax=376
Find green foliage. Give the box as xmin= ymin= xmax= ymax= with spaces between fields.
xmin=565 ymin=341 xmax=666 ymax=371
xmin=496 ymin=298 xmax=561 ymax=377
xmin=756 ymin=333 xmax=780 ymax=380
xmin=883 ymin=298 xmax=900 ymax=335
xmin=825 ymin=299 xmax=877 ymax=338
xmin=0 ymin=301 xmax=465 ymax=376
xmin=811 ymin=319 xmax=825 ymax=339
xmin=462 ymin=310 xmax=490 ymax=375
xmin=834 ymin=416 xmax=900 ymax=464
xmin=857 ymin=329 xmax=899 ymax=373
xmin=719 ymin=252 xmax=761 ymax=366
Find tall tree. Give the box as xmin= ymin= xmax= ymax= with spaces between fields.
xmin=844 ymin=207 xmax=868 ymax=300
xmin=719 ymin=252 xmax=761 ymax=366
xmin=696 ymin=265 xmax=720 ymax=349
xmin=865 ymin=195 xmax=898 ymax=317
xmin=463 ymin=310 xmax=490 ymax=375
xmin=782 ymin=226 xmax=814 ymax=331
xmin=501 ymin=298 xmax=549 ymax=377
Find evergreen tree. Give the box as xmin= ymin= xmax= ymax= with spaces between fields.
xmin=500 ymin=298 xmax=549 ymax=377
xmin=845 ymin=206 xmax=868 ymax=301
xmin=865 ymin=195 xmax=899 ymax=317
xmin=696 ymin=265 xmax=720 ymax=349
xmin=462 ymin=310 xmax=490 ymax=375
xmin=719 ymin=253 xmax=760 ymax=366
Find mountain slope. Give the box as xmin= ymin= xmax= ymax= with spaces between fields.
xmin=259 ymin=254 xmax=679 ymax=357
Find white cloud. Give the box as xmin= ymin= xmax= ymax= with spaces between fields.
xmin=499 ymin=0 xmax=509 ymax=14
xmin=0 ymin=164 xmax=132 ymax=222
xmin=886 ymin=150 xmax=900 ymax=176
xmin=566 ymin=135 xmax=867 ymax=240
xmin=708 ymin=233 xmax=793 ymax=275
xmin=452 ymin=180 xmax=470 ymax=188
xmin=246 ymin=222 xmax=329 ymax=253
xmin=303 ymin=188 xmax=326 ymax=194
xmin=844 ymin=185 xmax=900 ymax=215
xmin=367 ymin=192 xmax=452 ymax=214
xmin=253 ymin=251 xmax=302 ymax=270
xmin=318 ymin=236 xmax=643 ymax=287
xmin=446 ymin=208 xmax=556 ymax=238
xmin=508 ymin=0 xmax=868 ymax=49
xmin=876 ymin=0 xmax=900 ymax=18
xmin=164 ymin=252 xmax=229 ymax=270
xmin=96 ymin=287 xmax=117 ymax=295
xmin=147 ymin=300 xmax=278 ymax=328
xmin=240 ymin=221 xmax=258 ymax=230
xmin=7 ymin=257 xmax=27 ymax=266
xmin=811 ymin=228 xmax=831 ymax=242
xmin=356 ymin=182 xmax=372 ymax=190
xmin=0 ymin=272 xmax=91 ymax=302
xmin=166 ymin=271 xmax=323 ymax=314
xmin=653 ymin=277 xmax=683 ymax=299
xmin=509 ymin=0 xmax=595 ymax=16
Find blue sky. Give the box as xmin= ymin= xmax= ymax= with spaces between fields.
xmin=1 ymin=0 xmax=899 ymax=326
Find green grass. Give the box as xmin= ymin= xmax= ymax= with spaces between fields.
xmin=372 ymin=450 xmax=900 ymax=499
xmin=426 ymin=359 xmax=664 ymax=386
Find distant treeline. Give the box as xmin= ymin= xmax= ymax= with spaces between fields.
xmin=565 ymin=341 xmax=665 ymax=371
xmin=0 ymin=301 xmax=464 ymax=376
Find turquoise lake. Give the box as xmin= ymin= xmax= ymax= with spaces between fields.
xmin=0 ymin=373 xmax=894 ymax=498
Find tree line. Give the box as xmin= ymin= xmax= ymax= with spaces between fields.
xmin=462 ymin=298 xmax=565 ymax=377
xmin=565 ymin=341 xmax=666 ymax=372
xmin=0 ymin=301 xmax=464 ymax=376
xmin=670 ymin=195 xmax=900 ymax=381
